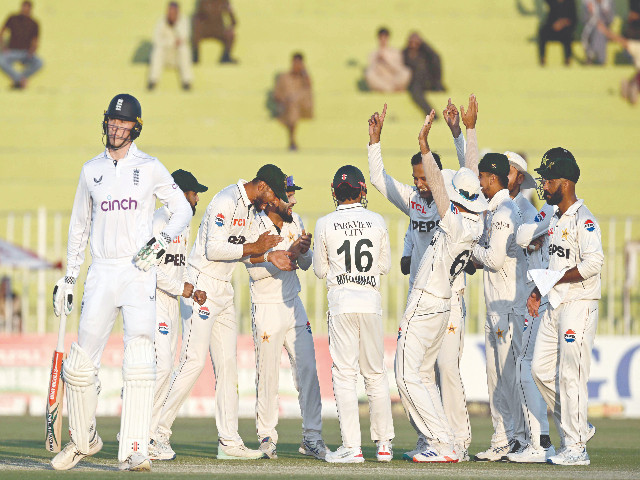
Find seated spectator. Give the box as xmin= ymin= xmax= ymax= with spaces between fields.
xmin=623 ymin=0 xmax=640 ymax=40
xmin=192 ymin=0 xmax=237 ymax=64
xmin=581 ymin=0 xmax=615 ymax=64
xmin=597 ymin=21 xmax=640 ymax=103
xmin=148 ymin=2 xmax=193 ymax=91
xmin=0 ymin=1 xmax=42 ymax=89
xmin=402 ymin=32 xmax=445 ymax=115
xmin=365 ymin=27 xmax=411 ymax=92
xmin=538 ymin=0 xmax=577 ymax=66
xmin=273 ymin=53 xmax=313 ymax=151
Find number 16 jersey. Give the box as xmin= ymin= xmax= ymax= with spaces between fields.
xmin=313 ymin=204 xmax=391 ymax=316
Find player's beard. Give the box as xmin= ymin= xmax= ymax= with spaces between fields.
xmin=279 ymin=204 xmax=293 ymax=223
xmin=544 ymin=188 xmax=563 ymax=205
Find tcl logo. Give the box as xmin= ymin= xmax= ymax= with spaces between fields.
xmin=411 ymin=219 xmax=439 ymax=233
xmin=410 ymin=201 xmax=431 ymax=214
xmin=233 ymin=219 xmax=246 ymax=226
xmin=549 ymin=244 xmax=571 ymax=258
xmin=164 ymin=254 xmax=185 ymax=266
xmin=101 ymin=197 xmax=138 ymax=211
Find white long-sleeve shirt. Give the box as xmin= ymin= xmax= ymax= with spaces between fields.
xmin=244 ymin=211 xmax=312 ymax=304
xmin=65 ymin=143 xmax=191 ymax=279
xmin=367 ymin=137 xmax=465 ymax=289
xmin=188 ymin=180 xmax=258 ymax=282
xmin=313 ymin=204 xmax=391 ymax=316
xmin=153 ymin=14 xmax=190 ymax=50
xmin=513 ymin=192 xmax=541 ymax=299
xmin=472 ymin=188 xmax=527 ymax=315
xmin=153 ymin=206 xmax=190 ymax=297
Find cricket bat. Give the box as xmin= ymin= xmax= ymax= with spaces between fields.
xmin=45 ymin=310 xmax=67 ymax=452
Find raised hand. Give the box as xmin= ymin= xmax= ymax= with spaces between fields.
xmin=368 ymin=103 xmax=387 ymax=145
xmin=252 ymin=231 xmax=283 ymax=255
xmin=443 ymin=98 xmax=461 ymax=138
xmin=418 ymin=109 xmax=436 ymax=154
xmin=460 ymin=94 xmax=478 ymax=130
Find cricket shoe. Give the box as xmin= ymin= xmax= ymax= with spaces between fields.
xmin=454 ymin=444 xmax=470 ymax=462
xmin=259 ymin=436 xmax=277 ymax=459
xmin=148 ymin=433 xmax=176 ymax=461
xmin=474 ymin=441 xmax=512 ymax=462
xmin=325 ymin=445 xmax=365 ymax=463
xmin=376 ymin=440 xmax=393 ymax=462
xmin=51 ymin=432 xmax=103 ymax=471
xmin=413 ymin=444 xmax=459 ymax=463
xmin=500 ymin=439 xmax=524 ymax=461
xmin=587 ymin=422 xmax=596 ymax=442
xmin=403 ymin=436 xmax=428 ymax=460
xmin=119 ymin=452 xmax=152 ymax=471
xmin=217 ymin=440 xmax=266 ymax=460
xmin=547 ymin=445 xmax=590 ymax=466
xmin=507 ymin=443 xmax=556 ymax=463
xmin=299 ymin=438 xmax=330 ymax=460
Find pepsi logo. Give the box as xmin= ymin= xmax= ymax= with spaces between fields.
xmin=215 ymin=213 xmax=225 ymax=227
xmin=397 ymin=326 xmax=402 ymax=340
xmin=158 ymin=322 xmax=169 ymax=335
xmin=450 ymin=203 xmax=459 ymax=214
xmin=305 ymin=321 xmax=312 ymax=334
xmin=535 ymin=211 xmax=546 ymax=223
xmin=523 ymin=317 xmax=528 ymax=332
xmin=564 ymin=329 xmax=576 ymax=343
xmin=584 ymin=219 xmax=595 ymax=232
xmin=198 ymin=306 xmax=210 ymax=320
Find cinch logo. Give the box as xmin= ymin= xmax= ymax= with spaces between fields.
xmin=100 ymin=197 xmax=138 ymax=211
xmin=158 ymin=322 xmax=169 ymax=335
xmin=584 ymin=219 xmax=596 ymax=232
xmin=115 ymin=98 xmax=123 ymax=111
xmin=233 ymin=218 xmax=246 ymax=226
xmin=535 ymin=211 xmax=546 ymax=223
xmin=198 ymin=306 xmax=210 ymax=320
xmin=564 ymin=329 xmax=576 ymax=343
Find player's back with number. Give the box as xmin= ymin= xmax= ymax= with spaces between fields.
xmin=314 ymin=205 xmax=390 ymax=315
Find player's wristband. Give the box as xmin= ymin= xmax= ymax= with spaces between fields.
xmin=263 ymin=252 xmax=269 ymax=263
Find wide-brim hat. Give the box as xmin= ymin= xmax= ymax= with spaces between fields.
xmin=504 ymin=151 xmax=536 ymax=190
xmin=444 ymin=168 xmax=489 ymax=213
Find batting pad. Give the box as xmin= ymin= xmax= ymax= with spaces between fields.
xmin=118 ymin=337 xmax=155 ymax=462
xmin=63 ymin=342 xmax=98 ymax=454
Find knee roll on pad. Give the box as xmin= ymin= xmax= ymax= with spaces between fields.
xmin=118 ymin=337 xmax=156 ymax=462
xmin=63 ymin=342 xmax=99 ymax=454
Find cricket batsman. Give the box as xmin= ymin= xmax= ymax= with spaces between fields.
xmin=50 ymin=93 xmax=192 ymax=471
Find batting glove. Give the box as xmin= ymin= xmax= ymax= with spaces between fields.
xmin=53 ymin=276 xmax=75 ymax=317
xmin=133 ymin=233 xmax=170 ymax=271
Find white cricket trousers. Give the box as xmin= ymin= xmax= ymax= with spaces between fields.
xmin=148 ymin=44 xmax=193 ymax=84
xmin=435 ymin=292 xmax=472 ymax=449
xmin=150 ymin=291 xmax=181 ymax=435
xmin=516 ymin=304 xmax=550 ymax=448
xmin=484 ymin=312 xmax=525 ymax=447
xmin=328 ymin=312 xmax=395 ymax=448
xmin=396 ymin=290 xmax=453 ymax=447
xmin=251 ymin=296 xmax=322 ymax=444
xmin=532 ymin=300 xmax=598 ymax=448
xmin=156 ymin=270 xmax=243 ymax=445
xmin=78 ymin=258 xmax=157 ymax=368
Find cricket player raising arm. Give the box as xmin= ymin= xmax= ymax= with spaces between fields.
xmin=148 ymin=169 xmax=208 ymax=461
xmin=527 ymin=148 xmax=603 ymax=466
xmin=313 ymin=165 xmax=395 ymax=463
xmin=151 ymin=164 xmax=295 ymax=460
xmin=243 ymin=175 xmax=328 ymax=460
xmin=393 ymin=109 xmax=486 ymax=464
xmin=50 ymin=94 xmax=192 ymax=471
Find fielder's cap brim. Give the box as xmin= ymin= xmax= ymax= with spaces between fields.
xmin=172 ymin=169 xmax=208 ymax=193
xmin=444 ymin=168 xmax=489 ymax=213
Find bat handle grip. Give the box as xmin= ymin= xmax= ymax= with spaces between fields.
xmin=55 ymin=311 xmax=67 ymax=353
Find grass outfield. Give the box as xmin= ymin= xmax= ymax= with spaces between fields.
xmin=0 ymin=415 xmax=639 ymax=479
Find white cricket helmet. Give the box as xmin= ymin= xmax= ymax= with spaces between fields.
xmin=504 ymin=151 xmax=536 ymax=190
xmin=444 ymin=167 xmax=488 ymax=213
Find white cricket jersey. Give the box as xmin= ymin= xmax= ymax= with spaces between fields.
xmin=516 ymin=202 xmax=556 ymax=272
xmin=153 ymin=206 xmax=190 ymax=298
xmin=413 ymin=204 xmax=483 ymax=299
xmin=313 ymin=204 xmax=391 ymax=316
xmin=65 ymin=143 xmax=192 ymax=279
xmin=244 ymin=211 xmax=312 ymax=304
xmin=472 ymin=189 xmax=527 ymax=315
xmin=513 ymin=192 xmax=541 ymax=297
xmin=188 ymin=180 xmax=259 ymax=282
xmin=546 ymin=200 xmax=603 ymax=302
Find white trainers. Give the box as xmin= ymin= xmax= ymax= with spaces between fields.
xmin=325 ymin=445 xmax=365 ymax=463
xmin=148 ymin=432 xmax=176 ymax=461
xmin=259 ymin=437 xmax=277 ymax=459
xmin=376 ymin=440 xmax=393 ymax=462
xmin=413 ymin=444 xmax=459 ymax=463
xmin=299 ymin=438 xmax=330 ymax=460
xmin=547 ymin=445 xmax=590 ymax=466
xmin=403 ymin=436 xmax=428 ymax=460
xmin=119 ymin=452 xmax=152 ymax=471
xmin=587 ymin=422 xmax=596 ymax=442
xmin=217 ymin=440 xmax=266 ymax=460
xmin=455 ymin=444 xmax=470 ymax=462
xmin=50 ymin=433 xmax=103 ymax=471
xmin=507 ymin=443 xmax=556 ymax=463
xmin=474 ymin=442 xmax=511 ymax=462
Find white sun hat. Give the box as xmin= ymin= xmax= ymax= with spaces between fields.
xmin=504 ymin=151 xmax=536 ymax=190
xmin=444 ymin=167 xmax=488 ymax=213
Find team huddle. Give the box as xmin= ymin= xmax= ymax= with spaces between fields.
xmin=48 ymin=92 xmax=603 ymax=471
